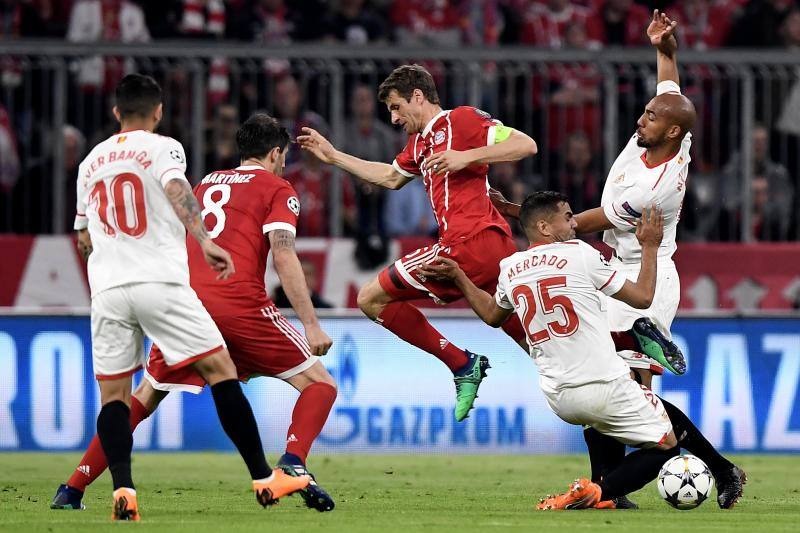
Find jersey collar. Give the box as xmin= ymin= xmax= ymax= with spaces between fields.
xmin=527 ymin=241 xmax=551 ymax=250
xmin=421 ymin=109 xmax=449 ymax=138
xmin=236 ymin=165 xmax=263 ymax=170
xmin=640 ymin=149 xmax=679 ymax=169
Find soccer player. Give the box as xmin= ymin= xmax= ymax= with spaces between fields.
xmin=493 ymin=11 xmax=745 ymax=508
xmin=60 ymin=77 xmax=309 ymax=520
xmin=298 ymin=64 xmax=538 ymax=421
xmin=52 ymin=113 xmax=338 ymax=512
xmin=419 ymin=192 xmax=743 ymax=510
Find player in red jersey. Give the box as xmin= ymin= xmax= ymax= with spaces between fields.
xmin=298 ymin=64 xmax=538 ymax=421
xmin=52 ymin=113 xmax=338 ymax=512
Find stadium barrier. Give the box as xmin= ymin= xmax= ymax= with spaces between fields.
xmin=1 ymin=235 xmax=799 ymax=311
xmin=1 ymin=313 xmax=798 ymax=454
xmin=1 ymin=41 xmax=799 ymax=240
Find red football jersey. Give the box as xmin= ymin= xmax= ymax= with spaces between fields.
xmin=392 ymin=106 xmax=512 ymax=246
xmin=188 ymin=165 xmax=300 ymax=315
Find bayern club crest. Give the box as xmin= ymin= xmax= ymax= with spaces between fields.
xmin=434 ymin=130 xmax=446 ymax=145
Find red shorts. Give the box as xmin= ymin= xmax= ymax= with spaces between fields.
xmin=378 ymin=227 xmax=517 ymax=303
xmin=144 ymin=304 xmax=318 ymax=394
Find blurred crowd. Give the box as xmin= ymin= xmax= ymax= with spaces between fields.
xmin=1 ymin=0 xmax=799 ymax=248
xmin=2 ymin=0 xmax=800 ymax=49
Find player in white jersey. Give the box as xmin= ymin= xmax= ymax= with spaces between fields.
xmin=420 ymin=191 xmax=743 ymax=509
xmin=73 ymin=74 xmax=308 ymax=520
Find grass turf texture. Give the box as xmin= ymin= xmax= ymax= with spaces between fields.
xmin=0 ymin=453 xmax=797 ymax=532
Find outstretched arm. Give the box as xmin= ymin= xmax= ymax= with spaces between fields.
xmin=269 ymin=229 xmax=332 ymax=356
xmin=423 ymin=129 xmax=537 ymax=175
xmin=297 ymin=127 xmax=412 ymax=190
xmin=648 ymin=9 xmax=680 ymax=85
xmin=164 ymin=178 xmax=235 ymax=279
xmin=417 ymin=258 xmax=514 ymax=327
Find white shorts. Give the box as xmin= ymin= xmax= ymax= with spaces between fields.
xmin=91 ymin=282 xmax=225 ymax=379
xmin=606 ymin=258 xmax=680 ymax=373
xmin=544 ymin=375 xmax=673 ymax=448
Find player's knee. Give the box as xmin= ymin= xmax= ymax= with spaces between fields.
xmin=657 ymin=431 xmax=679 ymax=450
xmin=357 ymin=280 xmax=384 ymax=319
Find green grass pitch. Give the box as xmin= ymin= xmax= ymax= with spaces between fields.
xmin=1 ymin=453 xmax=797 ymax=532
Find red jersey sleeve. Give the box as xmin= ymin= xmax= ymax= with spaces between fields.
xmin=262 ymin=182 xmax=300 ymax=235
xmin=392 ymin=134 xmax=422 ymax=178
xmin=449 ymin=106 xmax=503 ymax=150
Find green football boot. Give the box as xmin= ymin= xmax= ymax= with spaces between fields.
xmin=630 ymin=318 xmax=686 ymax=375
xmin=453 ymin=351 xmax=490 ymax=422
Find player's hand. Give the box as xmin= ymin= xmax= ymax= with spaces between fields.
xmin=635 ymin=206 xmax=664 ymax=249
xmin=417 ymin=257 xmax=464 ymax=281
xmin=488 ymin=188 xmax=520 ymax=219
xmin=296 ymin=127 xmax=337 ymax=164
xmin=423 ymin=150 xmax=472 ymax=175
xmin=305 ymin=324 xmax=333 ymax=356
xmin=200 ymin=239 xmax=235 ymax=280
xmin=647 ymin=9 xmax=678 ymax=55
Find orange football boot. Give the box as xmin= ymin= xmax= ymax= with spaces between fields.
xmin=253 ymin=468 xmax=311 ymax=507
xmin=111 ymin=488 xmax=140 ymax=521
xmin=536 ymin=478 xmax=602 ymax=510
xmin=594 ymin=500 xmax=617 ymax=510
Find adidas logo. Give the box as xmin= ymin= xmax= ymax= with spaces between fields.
xmin=439 ymin=339 xmax=449 ymax=350
xmin=286 ymin=433 xmax=298 ymax=444
xmin=78 ymin=465 xmax=90 ymax=476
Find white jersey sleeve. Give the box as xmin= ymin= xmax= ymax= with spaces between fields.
xmin=602 ymin=180 xmax=648 ymax=232
xmin=151 ymin=137 xmax=189 ymax=187
xmin=579 ymin=242 xmax=626 ymax=296
xmin=74 ymin=173 xmax=88 ymax=230
xmin=495 ymin=263 xmax=515 ymax=310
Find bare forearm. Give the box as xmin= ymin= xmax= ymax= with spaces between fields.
xmin=632 ymin=246 xmax=658 ymax=307
xmin=76 ymin=229 xmax=92 ymax=261
xmin=330 ymin=150 xmax=409 ymax=189
xmin=454 ymin=273 xmax=505 ymax=327
xmin=274 ymin=253 xmax=320 ymax=327
xmin=165 ymin=178 xmax=208 ymax=243
xmin=463 ymin=132 xmax=537 ymax=165
xmin=574 ymin=207 xmax=615 ymax=233
xmin=656 ymin=48 xmax=679 ymax=85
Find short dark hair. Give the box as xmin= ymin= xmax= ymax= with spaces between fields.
xmin=519 ymin=191 xmax=570 ymax=230
xmin=378 ymin=64 xmax=440 ymax=104
xmin=115 ymin=74 xmax=162 ymax=119
xmin=236 ymin=112 xmax=290 ymax=161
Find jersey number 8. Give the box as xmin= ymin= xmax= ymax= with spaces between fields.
xmin=511 ymin=276 xmax=580 ymax=345
xmin=201 ymin=184 xmax=232 ymax=238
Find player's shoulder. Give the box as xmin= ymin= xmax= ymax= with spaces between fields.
xmin=253 ymin=169 xmax=297 ymax=196
xmin=450 ymin=106 xmax=494 ymax=122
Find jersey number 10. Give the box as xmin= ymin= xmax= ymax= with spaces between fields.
xmin=90 ymin=173 xmax=147 ymax=238
xmin=512 ymin=276 xmax=580 ymax=345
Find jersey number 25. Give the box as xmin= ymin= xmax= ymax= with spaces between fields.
xmin=511 ymin=276 xmax=580 ymax=345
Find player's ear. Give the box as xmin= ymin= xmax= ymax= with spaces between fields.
xmin=112 ymin=105 xmax=121 ymax=123
xmin=666 ymin=124 xmax=682 ymax=140
xmin=154 ymin=103 xmax=163 ymax=123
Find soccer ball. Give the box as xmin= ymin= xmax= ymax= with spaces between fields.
xmin=657 ymin=454 xmax=714 ymax=510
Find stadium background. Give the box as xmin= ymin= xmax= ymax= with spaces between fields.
xmin=0 ymin=0 xmax=799 ymax=459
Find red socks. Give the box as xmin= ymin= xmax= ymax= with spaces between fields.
xmin=285 ymin=382 xmax=337 ymax=464
xmin=377 ymin=302 xmax=469 ymax=372
xmin=67 ymin=396 xmax=151 ymax=492
xmin=611 ymin=331 xmax=639 ymax=352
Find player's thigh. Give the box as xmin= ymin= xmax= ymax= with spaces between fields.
xmin=143 ymin=343 xmax=207 ymax=395
xmin=214 ymin=306 xmax=320 ymax=382
xmin=131 ymin=282 xmax=226 ymax=368
xmin=91 ymin=286 xmax=145 ymax=380
xmin=376 ymin=241 xmax=461 ymax=304
xmin=592 ymin=376 xmax=673 ymax=448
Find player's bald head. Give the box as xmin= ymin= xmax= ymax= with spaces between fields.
xmin=650 ymin=93 xmax=696 ymax=138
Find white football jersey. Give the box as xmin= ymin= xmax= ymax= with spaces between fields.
xmin=74 ymin=130 xmax=191 ymax=296
xmin=601 ymin=80 xmax=691 ymax=264
xmin=495 ymin=240 xmax=631 ymax=395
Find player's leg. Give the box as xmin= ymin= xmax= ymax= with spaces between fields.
xmin=278 ymin=362 xmax=338 ymax=512
xmin=215 ymin=307 xmax=338 ymax=511
xmin=136 ymin=283 xmax=309 ymax=506
xmin=359 ymin=276 xmax=470 ymax=372
xmin=52 ymin=380 xmax=165 ymax=510
xmin=539 ymin=378 xmax=679 ymax=510
xmin=659 ymin=397 xmax=746 ymax=508
xmin=96 ymin=376 xmax=141 ymax=520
